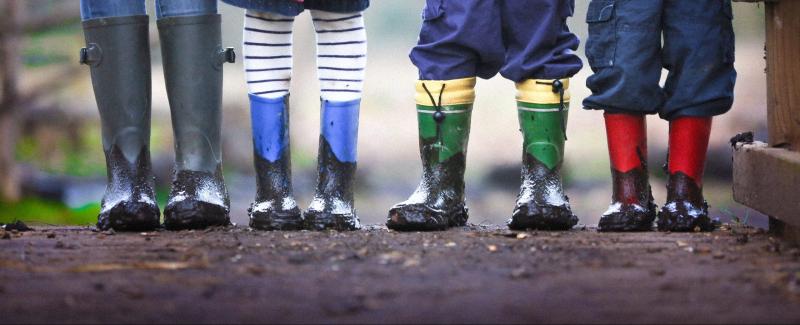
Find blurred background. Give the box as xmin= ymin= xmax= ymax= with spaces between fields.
xmin=0 ymin=0 xmax=769 ymax=227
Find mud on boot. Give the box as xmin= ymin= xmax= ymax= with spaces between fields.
xmin=387 ymin=152 xmax=470 ymax=231
xmin=97 ymin=147 xmax=161 ymax=232
xmin=304 ymin=137 xmax=361 ymax=231
xmin=388 ymin=199 xmax=469 ymax=232
xmin=657 ymin=172 xmax=715 ymax=232
xmin=164 ymin=169 xmax=230 ymax=230
xmin=248 ymin=153 xmax=303 ymax=231
xmin=598 ymin=168 xmax=657 ymax=232
xmin=508 ymin=79 xmax=577 ymax=231
xmin=507 ymin=157 xmax=577 ymax=231
xmin=81 ymin=15 xmax=160 ymax=231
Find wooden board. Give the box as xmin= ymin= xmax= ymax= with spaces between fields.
xmin=733 ymin=142 xmax=800 ymax=225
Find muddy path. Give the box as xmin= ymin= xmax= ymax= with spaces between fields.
xmin=1 ymin=224 xmax=800 ymax=324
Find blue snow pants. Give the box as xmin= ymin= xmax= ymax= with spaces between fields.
xmin=582 ymin=0 xmax=737 ymax=120
xmin=410 ymin=0 xmax=583 ymax=82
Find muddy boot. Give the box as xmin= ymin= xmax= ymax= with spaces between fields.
xmin=598 ymin=113 xmax=656 ymax=232
xmin=508 ymin=79 xmax=578 ymax=231
xmin=304 ymin=99 xmax=361 ymax=231
xmin=387 ymin=78 xmax=475 ymax=231
xmin=657 ymin=117 xmax=715 ymax=232
xmin=249 ymin=95 xmax=303 ymax=230
xmin=159 ymin=14 xmax=235 ymax=230
xmin=81 ymin=16 xmax=160 ymax=231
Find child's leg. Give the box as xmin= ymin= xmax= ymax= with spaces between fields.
xmin=388 ymin=0 xmax=503 ymax=231
xmin=582 ymin=0 xmax=665 ymax=231
xmin=243 ymin=10 xmax=303 ymax=231
xmin=243 ymin=10 xmax=294 ymax=98
xmin=80 ymin=0 xmax=159 ymax=231
xmin=303 ymin=10 xmax=367 ymax=231
xmin=657 ymin=0 xmax=735 ymax=232
xmin=498 ymin=0 xmax=582 ymax=231
xmin=310 ymin=10 xmax=367 ymax=102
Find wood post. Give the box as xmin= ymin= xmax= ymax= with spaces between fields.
xmin=765 ymin=0 xmax=800 ymax=151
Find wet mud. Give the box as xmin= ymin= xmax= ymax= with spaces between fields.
xmin=388 ymin=148 xmax=469 ymax=231
xmin=509 ymin=155 xmax=577 ymax=231
xmin=164 ymin=167 xmax=230 ymax=230
xmin=599 ymin=167 xmax=657 ymax=232
xmin=2 ymin=225 xmax=800 ymax=323
xmin=657 ymin=172 xmax=715 ymax=232
xmin=249 ymin=151 xmax=303 ymax=231
xmin=304 ymin=137 xmax=360 ymax=231
xmin=98 ymin=146 xmax=160 ymax=232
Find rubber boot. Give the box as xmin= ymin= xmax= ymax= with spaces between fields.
xmin=249 ymin=94 xmax=303 ymax=230
xmin=81 ymin=16 xmax=160 ymax=231
xmin=387 ymin=78 xmax=475 ymax=231
xmin=158 ymin=14 xmax=236 ymax=230
xmin=598 ymin=113 xmax=657 ymax=232
xmin=304 ymin=99 xmax=361 ymax=231
xmin=508 ymin=79 xmax=578 ymax=231
xmin=658 ymin=117 xmax=715 ymax=232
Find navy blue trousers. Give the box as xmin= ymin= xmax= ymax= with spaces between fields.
xmin=582 ymin=0 xmax=737 ymax=120
xmin=410 ymin=0 xmax=583 ymax=82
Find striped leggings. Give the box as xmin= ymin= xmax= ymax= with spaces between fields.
xmin=243 ymin=10 xmax=367 ymax=102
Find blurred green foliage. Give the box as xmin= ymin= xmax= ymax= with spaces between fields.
xmin=0 ymin=199 xmax=98 ymax=226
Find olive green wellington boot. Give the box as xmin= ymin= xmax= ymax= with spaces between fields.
xmin=507 ymin=79 xmax=578 ymax=231
xmin=81 ymin=15 xmax=159 ymax=231
xmin=387 ymin=78 xmax=475 ymax=231
xmin=159 ymin=14 xmax=236 ymax=230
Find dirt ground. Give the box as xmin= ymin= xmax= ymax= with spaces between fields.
xmin=2 ymin=224 xmax=800 ymax=324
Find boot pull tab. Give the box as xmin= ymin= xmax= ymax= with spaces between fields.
xmin=215 ymin=47 xmax=236 ymax=67
xmin=421 ymin=83 xmax=447 ymax=124
xmin=79 ymin=43 xmax=102 ymax=66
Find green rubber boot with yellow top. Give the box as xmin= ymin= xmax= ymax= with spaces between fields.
xmin=507 ymin=79 xmax=578 ymax=230
xmin=387 ymin=78 xmax=475 ymax=231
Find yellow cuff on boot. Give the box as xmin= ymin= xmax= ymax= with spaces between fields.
xmin=415 ymin=77 xmax=476 ymax=107
xmin=515 ymin=78 xmax=571 ymax=105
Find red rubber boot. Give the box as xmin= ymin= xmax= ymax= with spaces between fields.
xmin=657 ymin=117 xmax=715 ymax=232
xmin=598 ymin=113 xmax=657 ymax=231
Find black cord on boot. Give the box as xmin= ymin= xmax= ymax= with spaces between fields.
xmin=538 ymin=79 xmax=568 ymax=141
